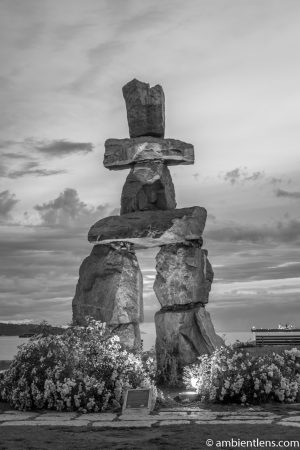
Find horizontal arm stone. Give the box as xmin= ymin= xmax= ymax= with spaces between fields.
xmin=88 ymin=207 xmax=207 ymax=249
xmin=103 ymin=137 xmax=194 ymax=170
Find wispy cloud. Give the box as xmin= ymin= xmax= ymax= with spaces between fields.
xmin=223 ymin=167 xmax=264 ymax=185
xmin=268 ymin=261 xmax=300 ymax=269
xmin=8 ymin=168 xmax=65 ymax=178
xmin=275 ymin=188 xmax=300 ymax=199
xmin=206 ymin=218 xmax=300 ymax=244
xmin=1 ymin=138 xmax=92 ymax=178
xmin=35 ymin=140 xmax=94 ymax=157
xmin=0 ymin=190 xmax=18 ymax=218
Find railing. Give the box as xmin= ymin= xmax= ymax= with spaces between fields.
xmin=253 ymin=329 xmax=300 ymax=346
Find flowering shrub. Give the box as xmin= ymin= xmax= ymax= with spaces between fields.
xmin=140 ymin=346 xmax=157 ymax=383
xmin=0 ymin=320 xmax=155 ymax=412
xmin=183 ymin=346 xmax=300 ymax=405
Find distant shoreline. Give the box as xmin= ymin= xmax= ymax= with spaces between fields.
xmin=0 ymin=323 xmax=63 ymax=336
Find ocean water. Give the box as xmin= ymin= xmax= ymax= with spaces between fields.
xmin=0 ymin=336 xmax=28 ymax=360
xmin=0 ymin=328 xmax=254 ymax=360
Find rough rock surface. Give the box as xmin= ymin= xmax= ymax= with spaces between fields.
xmin=154 ymin=244 xmax=213 ymax=307
xmin=104 ymin=137 xmax=194 ymax=170
xmin=121 ymin=161 xmax=176 ymax=214
xmin=88 ymin=207 xmax=207 ymax=249
xmin=108 ymin=323 xmax=141 ymax=349
xmin=155 ymin=305 xmax=224 ymax=385
xmin=72 ymin=243 xmax=143 ymax=331
xmin=122 ymin=79 xmax=165 ymax=138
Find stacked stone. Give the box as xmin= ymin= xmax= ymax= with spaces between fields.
xmin=72 ymin=79 xmax=223 ymax=380
xmin=72 ymin=241 xmax=143 ymax=349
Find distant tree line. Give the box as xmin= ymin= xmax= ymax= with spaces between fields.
xmin=0 ymin=321 xmax=64 ymax=336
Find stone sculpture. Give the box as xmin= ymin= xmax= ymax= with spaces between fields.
xmin=72 ymin=79 xmax=223 ymax=380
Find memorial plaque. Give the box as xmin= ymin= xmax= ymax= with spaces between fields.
xmin=122 ymin=388 xmax=153 ymax=414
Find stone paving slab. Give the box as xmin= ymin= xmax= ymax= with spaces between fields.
xmin=0 ymin=406 xmax=295 ymax=428
xmin=218 ymin=415 xmax=276 ymax=421
xmin=160 ymin=408 xmax=208 ymax=412
xmin=196 ymin=419 xmax=274 ymax=425
xmin=35 ymin=417 xmax=77 ymax=422
xmin=0 ymin=420 xmax=88 ymax=427
xmin=214 ymin=411 xmax=273 ymax=416
xmin=281 ymin=416 xmax=300 ymax=422
xmin=278 ymin=422 xmax=300 ymax=428
xmin=188 ymin=415 xmax=217 ymax=421
xmin=91 ymin=420 xmax=157 ymax=428
xmin=0 ymin=413 xmax=39 ymax=421
xmin=158 ymin=420 xmax=191 ymax=426
xmin=38 ymin=412 xmax=78 ymax=417
xmin=119 ymin=414 xmax=159 ymax=421
xmin=1 ymin=421 xmax=42 ymax=426
xmin=74 ymin=413 xmax=117 ymax=421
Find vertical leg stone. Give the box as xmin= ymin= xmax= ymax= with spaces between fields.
xmin=154 ymin=242 xmax=213 ymax=307
xmin=154 ymin=242 xmax=223 ymax=385
xmin=72 ymin=242 xmax=143 ymax=349
xmin=155 ymin=306 xmax=224 ymax=385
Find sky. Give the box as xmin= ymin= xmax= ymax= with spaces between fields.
xmin=0 ymin=0 xmax=299 ymax=336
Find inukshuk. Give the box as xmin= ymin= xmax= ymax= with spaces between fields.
xmin=72 ymin=79 xmax=223 ymax=384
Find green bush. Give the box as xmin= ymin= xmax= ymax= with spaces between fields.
xmin=183 ymin=346 xmax=300 ymax=405
xmin=0 ymin=320 xmax=155 ymax=412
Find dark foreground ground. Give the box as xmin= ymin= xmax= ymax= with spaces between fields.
xmin=0 ymin=424 xmax=299 ymax=450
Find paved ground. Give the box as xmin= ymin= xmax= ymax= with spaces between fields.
xmin=1 ymin=406 xmax=300 ymax=428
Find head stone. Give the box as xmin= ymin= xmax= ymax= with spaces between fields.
xmin=122 ymin=79 xmax=165 ymax=138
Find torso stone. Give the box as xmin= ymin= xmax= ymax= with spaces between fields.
xmin=122 ymin=79 xmax=165 ymax=138
xmin=121 ymin=161 xmax=176 ymax=214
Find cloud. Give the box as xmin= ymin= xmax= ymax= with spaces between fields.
xmin=270 ymin=177 xmax=283 ymax=185
xmin=275 ymin=188 xmax=300 ymax=199
xmin=35 ymin=188 xmax=92 ymax=227
xmin=0 ymin=140 xmax=20 ymax=149
xmin=34 ymin=188 xmax=111 ymax=228
xmin=206 ymin=218 xmax=300 ymax=244
xmin=8 ymin=168 xmax=65 ymax=178
xmin=223 ymin=167 xmax=264 ymax=185
xmin=2 ymin=152 xmax=28 ymax=159
xmin=268 ymin=262 xmax=300 ymax=269
xmin=1 ymin=158 xmax=65 ymax=178
xmin=1 ymin=139 xmax=94 ymax=158
xmin=0 ymin=190 xmax=18 ymax=218
xmin=35 ymin=140 xmax=93 ymax=157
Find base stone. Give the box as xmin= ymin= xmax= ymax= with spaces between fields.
xmin=155 ymin=305 xmax=224 ymax=385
